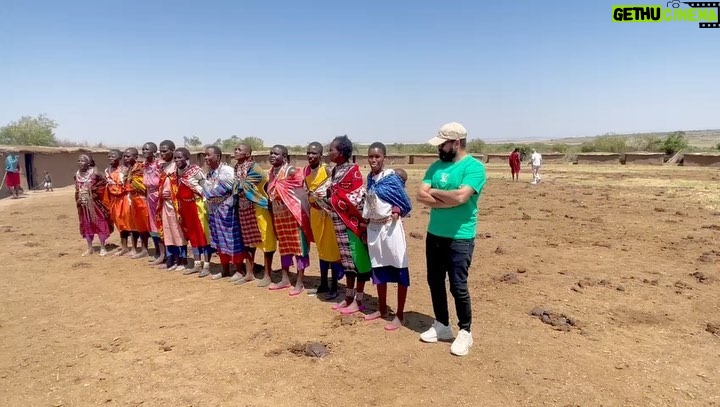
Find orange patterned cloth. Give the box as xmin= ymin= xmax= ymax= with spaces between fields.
xmin=125 ymin=162 xmax=150 ymax=233
xmin=105 ymin=165 xmax=132 ymax=232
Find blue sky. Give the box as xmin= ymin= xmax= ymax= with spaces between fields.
xmin=2 ymin=0 xmax=718 ymax=147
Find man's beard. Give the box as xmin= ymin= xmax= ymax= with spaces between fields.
xmin=438 ymin=148 xmax=457 ymax=162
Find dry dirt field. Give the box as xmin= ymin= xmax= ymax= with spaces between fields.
xmin=1 ymin=163 xmax=719 ymax=407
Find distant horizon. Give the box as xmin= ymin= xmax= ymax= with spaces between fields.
xmin=40 ymin=127 xmax=718 ymax=149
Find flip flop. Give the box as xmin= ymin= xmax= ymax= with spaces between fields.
xmin=384 ymin=322 xmax=403 ymax=331
xmin=268 ymin=283 xmax=291 ymax=291
xmin=331 ymin=301 xmax=349 ymax=311
xmin=289 ymin=287 xmax=305 ymax=296
xmin=364 ymin=311 xmax=384 ymax=322
xmin=340 ymin=304 xmax=366 ymax=315
xmin=234 ymin=277 xmax=254 ymax=285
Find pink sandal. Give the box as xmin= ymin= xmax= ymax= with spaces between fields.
xmin=364 ymin=311 xmax=384 ymax=322
xmin=340 ymin=304 xmax=366 ymax=315
xmin=289 ymin=287 xmax=305 ymax=296
xmin=332 ymin=301 xmax=349 ymax=311
xmin=268 ymin=283 xmax=291 ymax=291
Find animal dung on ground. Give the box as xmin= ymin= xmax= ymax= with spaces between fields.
xmin=500 ymin=273 xmax=519 ymax=284
xmin=529 ymin=307 xmax=579 ymax=332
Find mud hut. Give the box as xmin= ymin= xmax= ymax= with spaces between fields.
xmin=408 ymin=154 xmax=483 ymax=165
xmin=540 ymin=153 xmax=566 ymax=163
xmin=682 ymin=153 xmax=720 ymax=167
xmin=575 ymin=152 xmax=621 ymax=165
xmin=408 ymin=154 xmax=437 ymax=165
xmin=623 ymin=152 xmax=665 ymax=165
xmin=0 ymin=145 xmax=110 ymax=199
xmin=485 ymin=153 xmax=510 ymax=163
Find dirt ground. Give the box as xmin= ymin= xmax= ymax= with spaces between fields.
xmin=1 ymin=163 xmax=719 ymax=407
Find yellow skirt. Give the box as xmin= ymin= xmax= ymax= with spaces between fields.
xmin=310 ymin=207 xmax=340 ymax=262
xmin=254 ymin=206 xmax=277 ymax=253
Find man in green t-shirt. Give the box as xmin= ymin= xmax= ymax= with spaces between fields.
xmin=417 ymin=122 xmax=487 ymax=357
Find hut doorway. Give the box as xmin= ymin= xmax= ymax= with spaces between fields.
xmin=24 ymin=153 xmax=35 ymax=189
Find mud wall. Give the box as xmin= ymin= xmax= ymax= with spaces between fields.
xmin=683 ymin=154 xmax=720 ymax=167
xmin=576 ymin=154 xmax=621 ymax=165
xmin=624 ymin=153 xmax=664 ymax=165
xmin=486 ymin=154 xmax=509 ymax=163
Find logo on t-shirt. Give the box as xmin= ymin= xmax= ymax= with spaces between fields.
xmin=440 ymin=172 xmax=449 ymax=184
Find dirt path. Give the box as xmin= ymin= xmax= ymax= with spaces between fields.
xmin=0 ymin=164 xmax=718 ymax=406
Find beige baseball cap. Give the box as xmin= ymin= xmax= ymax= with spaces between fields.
xmin=428 ymin=122 xmax=467 ymax=146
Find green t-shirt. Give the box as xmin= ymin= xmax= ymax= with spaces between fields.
xmin=422 ymin=155 xmax=487 ymax=239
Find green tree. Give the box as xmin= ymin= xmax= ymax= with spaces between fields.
xmin=0 ymin=114 xmax=59 ymax=146
xmin=211 ymin=135 xmax=265 ymax=153
xmin=240 ymin=136 xmax=265 ymax=152
xmin=183 ymin=135 xmax=203 ymax=149
xmin=715 ymin=142 xmax=720 ymax=151
xmin=466 ymin=139 xmax=486 ymax=154
xmin=663 ymin=131 xmax=688 ymax=155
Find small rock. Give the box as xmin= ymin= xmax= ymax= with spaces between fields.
xmin=706 ymin=322 xmax=720 ymax=335
xmin=654 ymin=207 xmax=666 ymax=213
xmin=71 ymin=262 xmax=92 ymax=270
xmin=616 ymin=285 xmax=626 ymax=292
xmin=516 ymin=267 xmax=527 ymax=274
xmin=698 ymin=254 xmax=716 ymax=263
xmin=500 ymin=273 xmax=519 ymax=284
xmin=528 ymin=307 xmax=547 ymax=317
xmin=674 ymin=281 xmax=693 ymax=290
xmin=522 ymin=212 xmax=531 ymax=220
xmin=691 ymin=272 xmax=714 ymax=284
xmin=675 ymin=211 xmax=688 ymax=217
xmin=494 ymin=247 xmax=505 ymax=255
xmin=53 ymin=401 xmax=64 ymax=407
xmin=409 ymin=232 xmax=424 ymax=240
xmin=159 ymin=345 xmax=172 ymax=352
xmin=571 ymin=286 xmax=582 ymax=293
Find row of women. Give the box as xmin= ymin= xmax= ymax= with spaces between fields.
xmin=73 ymin=136 xmax=412 ymax=330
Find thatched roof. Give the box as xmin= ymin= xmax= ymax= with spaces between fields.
xmin=0 ymin=145 xmax=110 ymax=154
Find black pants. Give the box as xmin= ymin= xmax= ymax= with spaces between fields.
xmin=425 ymin=233 xmax=474 ymax=332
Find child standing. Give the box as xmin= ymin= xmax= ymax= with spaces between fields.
xmin=43 ymin=171 xmax=54 ymax=192
xmin=363 ymin=142 xmax=412 ymax=331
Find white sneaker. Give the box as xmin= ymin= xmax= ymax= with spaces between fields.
xmin=420 ymin=321 xmax=454 ymax=343
xmin=450 ymin=329 xmax=473 ymax=356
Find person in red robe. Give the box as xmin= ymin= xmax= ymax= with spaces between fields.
xmin=509 ymin=148 xmax=521 ymax=182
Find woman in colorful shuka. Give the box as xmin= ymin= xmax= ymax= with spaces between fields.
xmin=173 ymin=148 xmax=212 ymax=275
xmin=233 ymin=143 xmax=277 ymax=286
xmin=142 ymin=142 xmax=166 ymax=265
xmin=123 ymin=147 xmax=151 ymax=259
xmin=75 ymin=154 xmax=113 ymax=257
xmin=201 ymin=145 xmax=248 ymax=280
xmin=266 ymin=145 xmax=314 ymax=295
xmin=156 ymin=140 xmax=188 ymax=271
xmin=363 ymin=142 xmax=413 ymax=331
xmin=304 ymin=142 xmax=342 ymax=300
xmin=326 ymin=135 xmax=372 ymax=315
xmin=105 ymin=149 xmax=133 ymax=256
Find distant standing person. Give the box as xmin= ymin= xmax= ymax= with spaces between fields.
xmin=509 ymin=148 xmax=521 ymax=182
xmin=417 ymin=122 xmax=487 ymax=357
xmin=44 ymin=171 xmax=54 ymax=192
xmin=4 ymin=152 xmax=22 ymax=198
xmin=530 ymin=149 xmax=542 ymax=184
